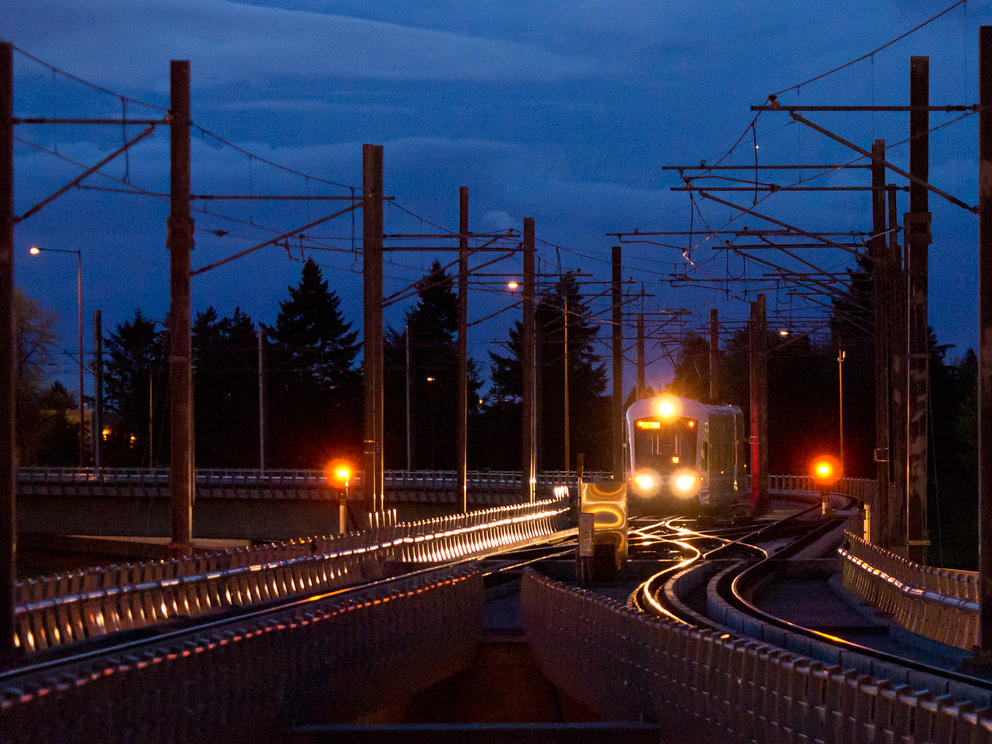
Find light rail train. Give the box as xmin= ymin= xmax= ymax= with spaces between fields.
xmin=625 ymin=393 xmax=749 ymax=516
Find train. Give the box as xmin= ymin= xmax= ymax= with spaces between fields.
xmin=624 ymin=393 xmax=749 ymax=517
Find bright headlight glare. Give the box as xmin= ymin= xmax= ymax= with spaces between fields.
xmin=633 ymin=472 xmax=658 ymax=494
xmin=672 ymin=471 xmax=699 ymax=496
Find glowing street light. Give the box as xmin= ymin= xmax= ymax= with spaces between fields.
xmin=30 ymin=245 xmax=84 ymax=466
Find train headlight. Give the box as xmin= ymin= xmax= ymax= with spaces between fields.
xmin=632 ymin=471 xmax=659 ymax=495
xmin=672 ymin=470 xmax=700 ymax=498
xmin=654 ymin=394 xmax=682 ymax=422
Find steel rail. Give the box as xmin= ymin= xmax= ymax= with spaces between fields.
xmin=723 ymin=520 xmax=992 ymax=696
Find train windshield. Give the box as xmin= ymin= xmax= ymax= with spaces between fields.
xmin=632 ymin=417 xmax=697 ymax=473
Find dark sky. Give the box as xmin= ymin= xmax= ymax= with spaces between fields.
xmin=6 ymin=0 xmax=987 ymax=396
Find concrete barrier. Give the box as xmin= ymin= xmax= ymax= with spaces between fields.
xmin=840 ymin=531 xmax=978 ymax=651
xmin=521 ymin=569 xmax=992 ymax=744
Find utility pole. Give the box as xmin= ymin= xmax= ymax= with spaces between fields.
xmin=0 ymin=42 xmax=15 ymax=659
xmin=93 ymin=310 xmax=103 ymax=472
xmin=906 ymin=57 xmax=931 ymax=563
xmin=709 ymin=308 xmax=720 ymax=403
xmin=457 ymin=186 xmax=468 ymax=512
xmin=257 ymin=326 xmax=266 ymax=473
xmin=749 ymin=294 xmax=768 ymax=512
xmin=838 ymin=348 xmax=846 ymax=471
xmin=521 ymin=217 xmax=536 ymax=502
xmin=167 ymin=60 xmax=194 ymax=559
xmin=362 ymin=144 xmax=384 ymax=514
xmin=889 ymin=183 xmax=908 ymax=549
xmin=563 ymin=294 xmax=570 ymax=471
xmin=977 ymin=25 xmax=992 ymax=661
xmin=636 ymin=313 xmax=645 ymax=399
xmin=611 ymin=246 xmax=624 ymax=479
xmin=871 ymin=139 xmax=890 ymax=547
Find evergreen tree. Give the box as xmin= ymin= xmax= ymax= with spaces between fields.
xmin=33 ymin=382 xmax=78 ymax=465
xmin=383 ymin=261 xmax=481 ymax=469
xmin=267 ymin=258 xmax=361 ymax=467
xmin=489 ymin=271 xmax=608 ymax=470
xmin=102 ymin=311 xmax=167 ymax=466
xmin=667 ymin=333 xmax=711 ymax=401
xmin=193 ymin=307 xmax=259 ymax=467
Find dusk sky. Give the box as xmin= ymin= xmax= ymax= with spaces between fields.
xmin=6 ymin=1 xmax=988 ymax=396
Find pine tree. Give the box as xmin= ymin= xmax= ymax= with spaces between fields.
xmin=102 ymin=311 xmax=167 ymax=466
xmin=383 ymin=261 xmax=481 ymax=470
xmin=267 ymin=258 xmax=361 ymax=467
xmin=489 ymin=271 xmax=607 ymax=470
xmin=193 ymin=306 xmax=259 ymax=467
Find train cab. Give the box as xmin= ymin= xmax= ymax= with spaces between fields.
xmin=625 ymin=394 xmax=746 ymax=516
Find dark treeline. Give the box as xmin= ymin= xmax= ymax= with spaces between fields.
xmin=18 ymin=255 xmax=979 ymax=564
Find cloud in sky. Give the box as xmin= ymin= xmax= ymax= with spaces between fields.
xmin=7 ymin=0 xmax=990 ymax=389
xmin=7 ymin=0 xmax=598 ymax=90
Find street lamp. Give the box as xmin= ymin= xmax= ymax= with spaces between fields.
xmin=29 ymin=245 xmax=84 ymax=467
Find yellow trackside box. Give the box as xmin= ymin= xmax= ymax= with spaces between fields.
xmin=579 ymin=481 xmax=628 ymax=568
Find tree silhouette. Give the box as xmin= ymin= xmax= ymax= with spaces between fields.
xmin=193 ymin=307 xmax=259 ymax=467
xmin=102 ymin=311 xmax=167 ymax=466
xmin=267 ymin=258 xmax=361 ymax=467
xmin=383 ymin=261 xmax=481 ymax=470
xmin=489 ymin=271 xmax=608 ymax=470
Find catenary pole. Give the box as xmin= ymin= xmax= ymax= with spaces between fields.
xmin=93 ymin=310 xmax=102 ymax=471
xmin=906 ymin=57 xmax=931 ymax=563
xmin=871 ymin=140 xmax=890 ymax=547
xmin=750 ymin=294 xmax=768 ymax=512
xmin=167 ymin=60 xmax=194 ymax=559
xmin=521 ymin=218 xmax=536 ymax=502
xmin=977 ymin=25 xmax=992 ymax=658
xmin=611 ymin=246 xmax=624 ymax=479
xmin=457 ymin=186 xmax=468 ymax=512
xmin=709 ymin=308 xmax=720 ymax=403
xmin=362 ymin=144 xmax=384 ymax=514
xmin=636 ymin=313 xmax=645 ymax=398
xmin=0 ymin=42 xmax=15 ymax=659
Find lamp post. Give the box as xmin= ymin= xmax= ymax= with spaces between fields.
xmin=837 ymin=348 xmax=846 ymax=473
xmin=30 ymin=245 xmax=84 ymax=467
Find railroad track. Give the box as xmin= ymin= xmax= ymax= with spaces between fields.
xmin=623 ymin=501 xmax=992 ymax=708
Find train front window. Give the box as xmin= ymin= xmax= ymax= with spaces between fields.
xmin=633 ymin=417 xmax=697 ymax=473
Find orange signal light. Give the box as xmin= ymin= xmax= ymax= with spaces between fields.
xmin=810 ymin=455 xmax=841 ymax=486
xmin=324 ymin=459 xmax=353 ymax=486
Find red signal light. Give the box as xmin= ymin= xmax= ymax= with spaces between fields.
xmin=810 ymin=455 xmax=841 ymax=486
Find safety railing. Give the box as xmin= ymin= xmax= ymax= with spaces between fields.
xmin=13 ymin=492 xmax=572 ymax=654
xmin=2 ymin=566 xmax=484 ymax=744
xmin=522 ymin=569 xmax=991 ymax=744
xmin=839 ymin=531 xmax=979 ymax=650
xmin=17 ymin=466 xmax=610 ymax=488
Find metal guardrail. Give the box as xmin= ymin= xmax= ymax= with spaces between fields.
xmin=840 ymin=531 xmax=979 ymax=651
xmin=17 ymin=467 xmax=612 ymax=489
xmin=13 ymin=493 xmax=572 ymax=654
xmin=2 ymin=566 xmax=485 ymax=743
xmin=522 ymin=569 xmax=991 ymax=743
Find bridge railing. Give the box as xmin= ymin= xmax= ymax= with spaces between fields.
xmin=12 ymin=490 xmax=573 ymax=654
xmin=3 ymin=566 xmax=485 ymax=744
xmin=16 ymin=466 xmax=611 ymax=489
xmin=839 ymin=531 xmax=979 ymax=650
xmin=522 ymin=568 xmax=989 ymax=742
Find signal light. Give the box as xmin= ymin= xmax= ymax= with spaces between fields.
xmin=810 ymin=455 xmax=841 ymax=486
xmin=324 ymin=459 xmax=353 ymax=487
